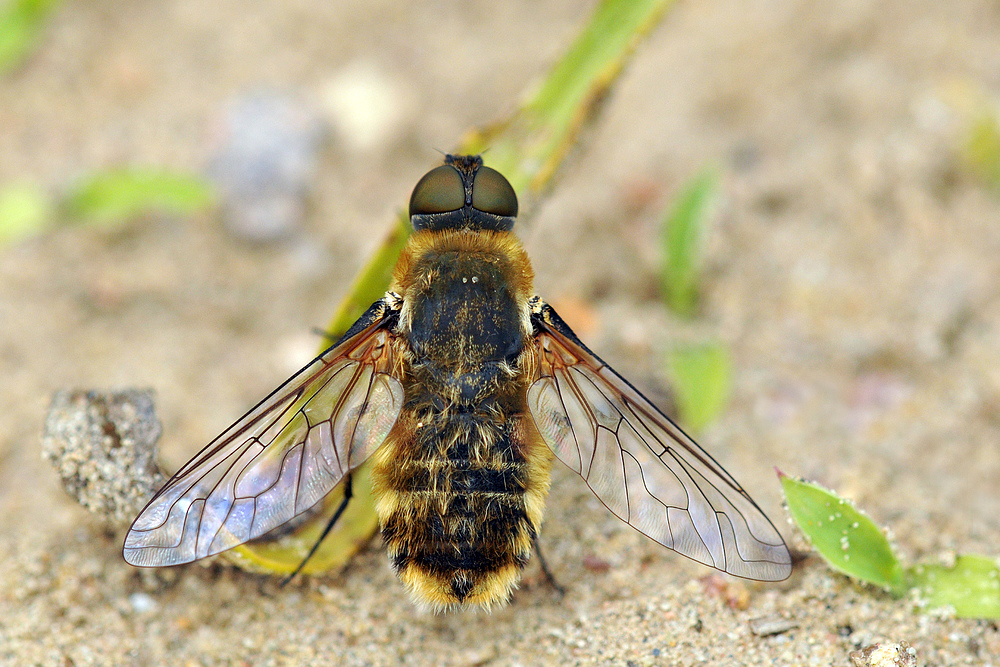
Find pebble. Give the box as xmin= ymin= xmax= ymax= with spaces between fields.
xmin=849 ymin=641 xmax=917 ymax=667
xmin=207 ymin=92 xmax=326 ymax=241
xmin=749 ymin=616 xmax=799 ymax=637
xmin=41 ymin=389 xmax=165 ymax=527
xmin=128 ymin=592 xmax=159 ymax=614
xmin=319 ymin=60 xmax=412 ymax=154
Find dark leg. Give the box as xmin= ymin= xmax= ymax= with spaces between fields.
xmin=281 ymin=475 xmax=354 ymax=587
xmin=533 ymin=537 xmax=565 ymax=597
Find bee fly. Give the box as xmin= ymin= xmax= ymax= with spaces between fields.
xmin=124 ymin=155 xmax=792 ymax=610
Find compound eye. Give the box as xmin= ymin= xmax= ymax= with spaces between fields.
xmin=409 ymin=165 xmax=465 ymax=217
xmin=471 ymin=166 xmax=518 ymax=217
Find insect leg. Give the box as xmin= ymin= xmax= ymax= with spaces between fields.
xmin=281 ymin=475 xmax=354 ymax=586
xmin=532 ymin=537 xmax=566 ymax=597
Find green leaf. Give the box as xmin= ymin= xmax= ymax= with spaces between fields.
xmin=780 ymin=473 xmax=907 ymax=594
xmin=463 ymin=0 xmax=677 ymax=198
xmin=782 ymin=473 xmax=1000 ymax=618
xmin=963 ymin=112 xmax=1000 ymax=188
xmin=666 ymin=341 xmax=730 ymax=432
xmin=0 ymin=0 xmax=59 ymax=75
xmin=908 ymin=555 xmax=1000 ymax=619
xmin=660 ymin=168 xmax=718 ymax=316
xmin=0 ymin=182 xmax=54 ymax=243
xmin=63 ymin=169 xmax=215 ymax=226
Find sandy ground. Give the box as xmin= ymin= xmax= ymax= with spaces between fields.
xmin=3 ymin=0 xmax=1000 ymax=664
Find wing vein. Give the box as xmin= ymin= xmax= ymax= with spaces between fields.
xmin=527 ymin=301 xmax=792 ymax=581
xmin=123 ymin=305 xmax=404 ymax=567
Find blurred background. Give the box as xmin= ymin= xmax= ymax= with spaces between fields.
xmin=2 ymin=0 xmax=1000 ymax=664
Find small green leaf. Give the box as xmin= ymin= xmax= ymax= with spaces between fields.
xmin=666 ymin=341 xmax=730 ymax=432
xmin=963 ymin=112 xmax=1000 ymax=188
xmin=780 ymin=473 xmax=907 ymax=595
xmin=463 ymin=0 xmax=677 ymax=197
xmin=660 ymin=168 xmax=718 ymax=316
xmin=0 ymin=182 xmax=54 ymax=243
xmin=64 ymin=169 xmax=215 ymax=226
xmin=0 ymin=0 xmax=59 ymax=75
xmin=908 ymin=555 xmax=1000 ymax=619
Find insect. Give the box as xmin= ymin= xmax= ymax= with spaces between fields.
xmin=123 ymin=155 xmax=792 ymax=610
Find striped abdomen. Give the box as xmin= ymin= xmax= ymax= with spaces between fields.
xmin=370 ymin=393 xmax=552 ymax=610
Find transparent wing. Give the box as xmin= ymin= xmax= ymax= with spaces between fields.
xmin=123 ymin=319 xmax=404 ymax=567
xmin=526 ymin=301 xmax=791 ymax=581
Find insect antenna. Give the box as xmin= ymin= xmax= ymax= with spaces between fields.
xmin=280 ymin=474 xmax=354 ymax=587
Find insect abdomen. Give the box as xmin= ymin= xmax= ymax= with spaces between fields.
xmin=372 ymin=407 xmax=550 ymax=610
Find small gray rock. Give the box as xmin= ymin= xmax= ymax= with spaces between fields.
xmin=207 ymin=92 xmax=327 ymax=241
xmin=850 ymin=641 xmax=917 ymax=667
xmin=42 ymin=389 xmax=165 ymax=528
